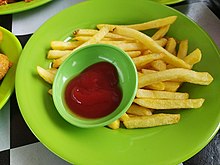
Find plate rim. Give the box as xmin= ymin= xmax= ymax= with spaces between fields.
xmin=156 ymin=0 xmax=185 ymax=5
xmin=0 ymin=0 xmax=52 ymax=15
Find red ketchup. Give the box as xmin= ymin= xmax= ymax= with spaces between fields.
xmin=64 ymin=62 xmax=122 ymax=119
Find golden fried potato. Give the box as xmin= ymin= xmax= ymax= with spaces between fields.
xmin=108 ymin=119 xmax=120 ymax=130
xmin=134 ymin=98 xmax=205 ymax=109
xmin=123 ymin=113 xmax=180 ymax=128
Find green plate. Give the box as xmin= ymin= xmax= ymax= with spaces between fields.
xmin=15 ymin=0 xmax=220 ymax=165
xmin=0 ymin=0 xmax=52 ymax=15
xmin=0 ymin=27 xmax=22 ymax=110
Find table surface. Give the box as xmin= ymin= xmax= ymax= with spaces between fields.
xmin=0 ymin=0 xmax=219 ymax=165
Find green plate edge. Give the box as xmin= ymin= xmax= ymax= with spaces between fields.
xmin=153 ymin=0 xmax=184 ymax=5
xmin=15 ymin=0 xmax=220 ymax=165
xmin=0 ymin=0 xmax=52 ymax=15
xmin=0 ymin=26 xmax=22 ymax=110
xmin=88 ymin=0 xmax=185 ymax=5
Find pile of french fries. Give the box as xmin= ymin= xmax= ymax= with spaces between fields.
xmin=37 ymin=16 xmax=213 ymax=129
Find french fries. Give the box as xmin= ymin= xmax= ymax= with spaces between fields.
xmin=184 ymin=48 xmax=202 ymax=67
xmin=165 ymin=37 xmax=177 ymax=55
xmin=134 ymin=98 xmax=205 ymax=109
xmin=123 ymin=114 xmax=180 ymax=129
xmin=107 ymin=119 xmax=120 ymax=130
xmin=177 ymin=40 xmax=188 ymax=59
xmin=47 ymin=50 xmax=72 ymax=59
xmin=132 ymin=53 xmax=164 ymax=70
xmin=113 ymin=26 xmax=191 ymax=69
xmin=37 ymin=16 xmax=213 ymax=130
xmin=97 ymin=16 xmax=177 ymax=31
xmin=151 ymin=25 xmax=170 ymax=40
xmin=136 ymin=89 xmax=189 ymax=100
xmin=50 ymin=41 xmax=82 ymax=50
xmin=127 ymin=104 xmax=152 ymax=116
xmin=36 ymin=66 xmax=56 ymax=84
xmin=138 ymin=68 xmax=213 ymax=88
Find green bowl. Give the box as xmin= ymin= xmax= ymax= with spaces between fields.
xmin=52 ymin=44 xmax=138 ymax=128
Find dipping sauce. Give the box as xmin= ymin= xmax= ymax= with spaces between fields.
xmin=64 ymin=62 xmax=122 ymax=119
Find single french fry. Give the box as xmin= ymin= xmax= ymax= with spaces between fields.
xmin=108 ymin=119 xmax=120 ymax=129
xmin=104 ymin=42 xmax=144 ymax=51
xmin=132 ymin=53 xmax=164 ymax=70
xmin=105 ymin=32 xmax=135 ymax=41
xmin=165 ymin=37 xmax=177 ymax=55
xmin=74 ymin=29 xmax=134 ymax=41
xmin=74 ymin=36 xmax=114 ymax=42
xmin=123 ymin=113 xmax=180 ymax=128
xmin=184 ymin=48 xmax=202 ymax=67
xmin=119 ymin=113 xmax=130 ymax=122
xmin=127 ymin=104 xmax=152 ymax=116
xmin=163 ymin=81 xmax=181 ymax=92
xmin=144 ymin=82 xmax=165 ymax=91
xmin=48 ymin=89 xmax=52 ymax=95
xmin=47 ymin=68 xmax=58 ymax=74
xmin=155 ymin=38 xmax=167 ymax=47
xmin=177 ymin=40 xmax=188 ymax=59
xmin=150 ymin=59 xmax=167 ymax=71
xmin=37 ymin=66 xmax=55 ymax=84
xmin=113 ymin=26 xmax=191 ymax=69
xmin=136 ymin=89 xmax=189 ymax=100
xmin=97 ymin=16 xmax=177 ymax=31
xmin=73 ymin=29 xmax=98 ymax=36
xmin=47 ymin=50 xmax=72 ymax=59
xmin=151 ymin=25 xmax=170 ymax=40
xmin=138 ymin=68 xmax=213 ymax=88
xmin=141 ymin=69 xmax=156 ymax=74
xmin=99 ymin=40 xmax=133 ymax=45
xmin=126 ymin=51 xmax=142 ymax=58
xmin=52 ymin=54 xmax=70 ymax=68
xmin=73 ymin=40 xmax=140 ymax=51
xmin=51 ymin=41 xmax=82 ymax=50
xmin=125 ymin=16 xmax=177 ymax=30
xmin=134 ymin=98 xmax=205 ymax=109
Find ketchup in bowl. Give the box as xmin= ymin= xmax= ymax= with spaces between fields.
xmin=65 ymin=62 xmax=122 ymax=119
xmin=52 ymin=44 xmax=137 ymax=128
